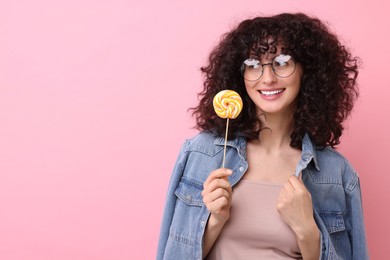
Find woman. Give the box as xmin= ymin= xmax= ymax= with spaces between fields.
xmin=157 ymin=13 xmax=368 ymax=259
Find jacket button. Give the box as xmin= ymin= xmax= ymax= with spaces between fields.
xmin=239 ymin=167 xmax=244 ymax=171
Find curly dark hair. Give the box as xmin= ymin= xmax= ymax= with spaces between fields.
xmin=191 ymin=12 xmax=359 ymax=149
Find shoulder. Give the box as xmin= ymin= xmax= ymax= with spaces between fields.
xmin=314 ymin=146 xmax=359 ymax=191
xmin=187 ymin=131 xmax=219 ymax=145
xmin=315 ymin=146 xmax=350 ymax=168
xmin=176 ymin=132 xmax=228 ymax=182
xmin=182 ymin=131 xmax=224 ymax=156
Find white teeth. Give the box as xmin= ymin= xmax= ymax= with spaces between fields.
xmin=260 ymin=89 xmax=284 ymax=96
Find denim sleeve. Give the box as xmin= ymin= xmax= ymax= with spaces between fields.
xmin=156 ymin=141 xmax=190 ymax=260
xmin=345 ymin=173 xmax=369 ymax=259
xmin=313 ymin=167 xmax=369 ymax=259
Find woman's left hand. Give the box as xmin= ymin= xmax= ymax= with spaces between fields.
xmin=276 ymin=175 xmax=316 ymax=238
xmin=277 ymin=175 xmax=321 ymax=259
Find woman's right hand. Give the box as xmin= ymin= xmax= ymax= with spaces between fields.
xmin=201 ymin=168 xmax=233 ymax=257
xmin=201 ymin=168 xmax=233 ymax=223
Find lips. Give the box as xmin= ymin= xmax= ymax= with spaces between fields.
xmin=258 ymin=88 xmax=285 ymax=96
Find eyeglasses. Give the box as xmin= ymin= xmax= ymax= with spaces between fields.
xmin=240 ymin=54 xmax=296 ymax=81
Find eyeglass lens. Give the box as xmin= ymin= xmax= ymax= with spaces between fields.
xmin=241 ymin=54 xmax=296 ymax=81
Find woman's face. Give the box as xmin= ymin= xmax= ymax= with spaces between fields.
xmin=243 ymin=45 xmax=303 ymax=117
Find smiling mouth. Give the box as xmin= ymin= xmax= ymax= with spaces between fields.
xmin=259 ymin=89 xmax=285 ymax=96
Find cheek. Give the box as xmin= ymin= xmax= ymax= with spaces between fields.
xmin=286 ymin=69 xmax=303 ymax=92
xmin=244 ymin=84 xmax=258 ymax=102
xmin=293 ymin=66 xmax=304 ymax=86
xmin=291 ymin=78 xmax=301 ymax=90
xmin=244 ymin=80 xmax=256 ymax=90
xmin=244 ymin=82 xmax=257 ymax=97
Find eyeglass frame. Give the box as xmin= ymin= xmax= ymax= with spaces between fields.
xmin=240 ymin=56 xmax=297 ymax=81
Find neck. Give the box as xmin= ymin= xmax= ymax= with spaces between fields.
xmin=254 ymin=110 xmax=295 ymax=151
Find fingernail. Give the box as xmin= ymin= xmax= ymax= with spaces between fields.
xmin=227 ymin=169 xmax=233 ymax=175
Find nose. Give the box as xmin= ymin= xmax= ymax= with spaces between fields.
xmin=261 ymin=63 xmax=277 ymax=85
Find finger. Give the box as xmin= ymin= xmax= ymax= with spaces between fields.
xmin=206 ymin=178 xmax=231 ymax=193
xmin=288 ymin=176 xmax=310 ymax=198
xmin=203 ymin=187 xmax=230 ymax=204
xmin=283 ymin=179 xmax=295 ymax=193
xmin=204 ymin=168 xmax=232 ymax=187
xmin=211 ymin=168 xmax=233 ymax=179
xmin=288 ymin=175 xmax=305 ymax=191
xmin=208 ymin=196 xmax=229 ymax=214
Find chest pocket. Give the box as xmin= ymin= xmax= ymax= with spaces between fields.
xmin=174 ymin=177 xmax=204 ymax=207
xmin=318 ymin=211 xmax=345 ymax=233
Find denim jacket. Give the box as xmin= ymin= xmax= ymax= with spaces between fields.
xmin=157 ymin=132 xmax=369 ymax=259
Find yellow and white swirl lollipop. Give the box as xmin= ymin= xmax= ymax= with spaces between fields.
xmin=213 ymin=90 xmax=243 ymax=119
xmin=213 ymin=90 xmax=243 ymax=168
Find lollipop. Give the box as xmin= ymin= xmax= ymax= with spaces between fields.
xmin=213 ymin=90 xmax=243 ymax=119
xmin=213 ymin=90 xmax=243 ymax=168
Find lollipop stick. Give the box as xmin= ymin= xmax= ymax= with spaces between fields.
xmin=222 ymin=117 xmax=229 ymax=168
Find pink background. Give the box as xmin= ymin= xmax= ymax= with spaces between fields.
xmin=0 ymin=1 xmax=388 ymax=259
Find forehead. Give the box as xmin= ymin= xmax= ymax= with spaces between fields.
xmin=248 ymin=38 xmax=288 ymax=58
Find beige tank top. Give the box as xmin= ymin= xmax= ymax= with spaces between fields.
xmin=206 ymin=179 xmax=302 ymax=260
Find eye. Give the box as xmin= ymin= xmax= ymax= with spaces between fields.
xmin=273 ymin=54 xmax=292 ymax=68
xmin=243 ymin=58 xmax=261 ymax=69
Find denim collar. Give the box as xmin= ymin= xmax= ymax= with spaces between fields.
xmin=214 ymin=135 xmax=247 ymax=159
xmin=302 ymin=133 xmax=320 ymax=171
xmin=214 ymin=133 xmax=320 ymax=171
